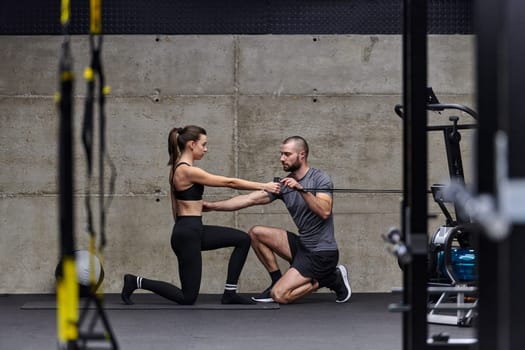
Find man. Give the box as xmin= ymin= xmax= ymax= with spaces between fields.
xmin=203 ymin=136 xmax=351 ymax=304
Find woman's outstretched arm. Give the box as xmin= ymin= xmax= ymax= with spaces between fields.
xmin=203 ymin=190 xmax=272 ymax=212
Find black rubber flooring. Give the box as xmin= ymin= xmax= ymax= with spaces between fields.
xmin=0 ymin=292 xmax=475 ymax=350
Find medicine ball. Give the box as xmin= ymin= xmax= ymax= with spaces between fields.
xmin=55 ymin=249 xmax=105 ymax=297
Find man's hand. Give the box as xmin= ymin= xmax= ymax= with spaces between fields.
xmin=280 ymin=177 xmax=305 ymax=192
xmin=202 ymin=201 xmax=214 ymax=212
xmin=280 ymin=177 xmax=332 ymax=219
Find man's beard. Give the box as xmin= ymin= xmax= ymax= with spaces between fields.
xmin=283 ymin=159 xmax=301 ymax=173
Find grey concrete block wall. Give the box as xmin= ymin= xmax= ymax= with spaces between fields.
xmin=0 ymin=35 xmax=475 ymax=294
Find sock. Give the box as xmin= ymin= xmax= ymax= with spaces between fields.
xmin=224 ymin=283 xmax=237 ymax=292
xmin=270 ymin=270 xmax=282 ymax=286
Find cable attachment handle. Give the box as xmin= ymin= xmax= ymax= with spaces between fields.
xmin=382 ymin=227 xmax=412 ymax=265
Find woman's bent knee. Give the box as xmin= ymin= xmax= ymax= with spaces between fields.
xmin=180 ymin=294 xmax=198 ymax=305
xmin=239 ymin=232 xmax=251 ymax=248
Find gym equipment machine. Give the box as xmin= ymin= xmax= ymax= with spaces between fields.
xmin=389 ymin=88 xmax=479 ymax=328
xmin=420 ymin=89 xmax=478 ymax=327
xmin=385 ymin=88 xmax=479 ymax=347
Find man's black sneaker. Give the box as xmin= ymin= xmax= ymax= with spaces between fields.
xmin=334 ymin=264 xmax=352 ymax=303
xmin=251 ymin=286 xmax=275 ymax=303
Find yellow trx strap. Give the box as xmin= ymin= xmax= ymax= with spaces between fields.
xmin=57 ymin=257 xmax=79 ymax=343
xmin=57 ymin=1 xmax=79 ymax=347
xmin=60 ymin=0 xmax=71 ymax=26
xmin=90 ymin=0 xmax=102 ymax=34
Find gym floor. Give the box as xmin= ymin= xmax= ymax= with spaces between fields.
xmin=0 ymin=292 xmax=475 ymax=350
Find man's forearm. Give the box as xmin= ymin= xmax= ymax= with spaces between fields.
xmin=206 ymin=195 xmax=250 ymax=211
xmin=301 ymin=192 xmax=332 ymax=220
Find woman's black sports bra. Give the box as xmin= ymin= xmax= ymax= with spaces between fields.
xmin=172 ymin=162 xmax=204 ymax=201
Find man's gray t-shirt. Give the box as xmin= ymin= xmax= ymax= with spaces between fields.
xmin=267 ymin=168 xmax=338 ymax=252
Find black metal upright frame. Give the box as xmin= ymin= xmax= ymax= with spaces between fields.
xmin=401 ymin=1 xmax=478 ymax=348
xmin=474 ymin=1 xmax=501 ymax=350
xmin=402 ymin=0 xmax=428 ymax=349
xmin=475 ymin=1 xmax=525 ymax=349
xmin=501 ymin=2 xmax=525 ymax=349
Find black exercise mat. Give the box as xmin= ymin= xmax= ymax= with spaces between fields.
xmin=20 ymin=294 xmax=279 ymax=310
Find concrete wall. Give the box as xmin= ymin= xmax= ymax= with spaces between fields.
xmin=0 ymin=35 xmax=475 ymax=294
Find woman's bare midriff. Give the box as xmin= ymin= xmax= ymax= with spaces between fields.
xmin=175 ymin=199 xmax=203 ymax=216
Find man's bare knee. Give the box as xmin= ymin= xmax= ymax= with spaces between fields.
xmin=248 ymin=225 xmax=265 ymax=241
xmin=271 ymin=286 xmax=291 ymax=304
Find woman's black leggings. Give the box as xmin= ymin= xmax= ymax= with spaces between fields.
xmin=140 ymin=216 xmax=251 ymax=305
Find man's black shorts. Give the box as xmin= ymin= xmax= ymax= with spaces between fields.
xmin=287 ymin=231 xmax=339 ymax=288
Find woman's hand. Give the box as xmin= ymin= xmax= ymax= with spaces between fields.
xmin=263 ymin=181 xmax=281 ymax=194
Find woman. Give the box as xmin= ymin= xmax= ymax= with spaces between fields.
xmin=121 ymin=125 xmax=280 ymax=305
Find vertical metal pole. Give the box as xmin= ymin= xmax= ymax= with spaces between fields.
xmin=402 ymin=0 xmax=428 ymax=349
xmin=502 ymin=1 xmax=525 ymax=348
xmin=474 ymin=1 xmax=502 ymax=349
